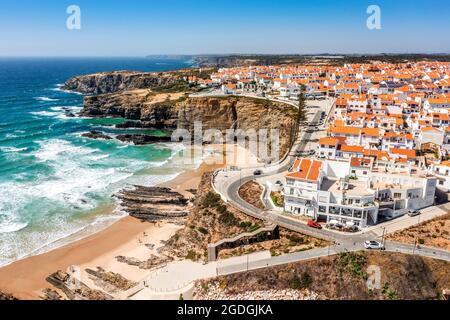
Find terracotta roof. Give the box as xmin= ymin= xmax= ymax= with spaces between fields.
xmin=350 ymin=157 xmax=372 ymax=167
xmin=286 ymin=158 xmax=323 ymax=182
xmin=390 ymin=148 xmax=416 ymax=159
xmin=340 ymin=145 xmax=364 ymax=153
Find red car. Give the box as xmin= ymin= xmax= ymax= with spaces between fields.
xmin=307 ymin=220 xmax=322 ymax=229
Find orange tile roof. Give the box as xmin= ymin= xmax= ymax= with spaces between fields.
xmin=350 ymin=157 xmax=372 ymax=167
xmin=340 ymin=145 xmax=364 ymax=153
xmin=390 ymin=148 xmax=416 ymax=159
xmin=286 ymin=158 xmax=323 ymax=182
xmin=363 ymin=149 xmax=390 ymax=161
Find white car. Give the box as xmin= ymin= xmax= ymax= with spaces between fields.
xmin=408 ymin=210 xmax=421 ymax=217
xmin=364 ymin=240 xmax=385 ymax=250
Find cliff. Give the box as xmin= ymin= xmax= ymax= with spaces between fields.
xmin=81 ymin=92 xmax=297 ymax=156
xmin=80 ymin=90 xmax=184 ymax=128
xmin=62 ymin=70 xmax=182 ymax=94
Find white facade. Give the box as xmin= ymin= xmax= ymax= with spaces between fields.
xmin=284 ymin=158 xmax=437 ymax=230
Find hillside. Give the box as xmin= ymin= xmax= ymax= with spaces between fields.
xmin=195 ymin=251 xmax=450 ymax=300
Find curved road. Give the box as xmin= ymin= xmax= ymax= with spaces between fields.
xmin=212 ymin=96 xmax=450 ymax=262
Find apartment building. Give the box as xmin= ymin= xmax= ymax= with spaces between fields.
xmin=283 ymin=157 xmax=437 ymax=229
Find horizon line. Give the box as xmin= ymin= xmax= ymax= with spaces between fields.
xmin=1 ymin=52 xmax=450 ymax=59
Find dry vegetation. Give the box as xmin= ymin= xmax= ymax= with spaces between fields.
xmin=218 ymin=228 xmax=328 ymax=259
xmin=196 ymin=251 xmax=450 ymax=300
xmin=238 ymin=180 xmax=265 ymax=210
xmin=161 ymin=172 xmax=327 ymax=262
xmin=387 ymin=213 xmax=450 ymax=250
xmin=161 ymin=172 xmax=263 ymax=262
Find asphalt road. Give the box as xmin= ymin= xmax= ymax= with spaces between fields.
xmin=212 ymin=97 xmax=450 ymax=262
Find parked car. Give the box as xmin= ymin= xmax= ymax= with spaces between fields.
xmin=408 ymin=210 xmax=421 ymax=217
xmin=275 ymin=180 xmax=283 ymax=186
xmin=253 ymin=169 xmax=263 ymax=176
xmin=364 ymin=240 xmax=385 ymax=250
xmin=307 ymin=220 xmax=322 ymax=229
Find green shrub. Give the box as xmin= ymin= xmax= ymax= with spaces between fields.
xmin=186 ymin=250 xmax=197 ymax=261
xmin=418 ymin=238 xmax=425 ymax=245
xmin=247 ymin=224 xmax=261 ymax=233
xmin=239 ymin=221 xmax=252 ymax=229
xmin=219 ymin=211 xmax=239 ymax=226
xmin=336 ymin=251 xmax=368 ymax=279
xmin=198 ymin=227 xmax=209 ymax=235
xmin=289 ymin=272 xmax=313 ymax=290
xmin=202 ymin=192 xmax=221 ymax=208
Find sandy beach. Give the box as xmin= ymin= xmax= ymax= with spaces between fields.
xmin=0 ymin=143 xmax=256 ymax=300
xmin=0 ymin=160 xmax=224 ymax=300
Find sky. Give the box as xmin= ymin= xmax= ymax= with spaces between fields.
xmin=0 ymin=0 xmax=449 ymax=56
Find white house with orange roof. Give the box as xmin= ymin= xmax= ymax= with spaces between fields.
xmin=284 ymin=158 xmax=324 ymax=217
xmin=328 ymin=126 xmax=381 ymax=149
xmin=283 ymin=157 xmax=437 ymax=229
xmin=430 ymin=161 xmax=450 ymax=191
xmin=424 ymin=97 xmax=450 ymax=109
xmin=381 ymin=132 xmax=415 ymax=151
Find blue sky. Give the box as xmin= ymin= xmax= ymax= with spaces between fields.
xmin=0 ymin=0 xmax=449 ymax=56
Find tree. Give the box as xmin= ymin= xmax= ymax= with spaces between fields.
xmin=297 ymin=85 xmax=307 ymax=123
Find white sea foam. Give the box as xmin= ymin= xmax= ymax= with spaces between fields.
xmin=35 ymin=96 xmax=60 ymax=102
xmin=50 ymin=85 xmax=83 ymax=95
xmin=30 ymin=107 xmax=81 ymax=120
xmin=0 ymin=137 xmax=191 ymax=266
xmin=0 ymin=146 xmax=28 ymax=153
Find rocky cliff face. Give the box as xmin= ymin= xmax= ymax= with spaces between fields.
xmin=62 ymin=71 xmax=181 ymax=94
xmin=177 ymin=96 xmax=296 ymax=156
xmin=80 ymin=90 xmax=183 ymax=128
xmin=81 ymin=92 xmax=296 ymax=156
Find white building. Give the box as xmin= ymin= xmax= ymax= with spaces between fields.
xmin=283 ymin=157 xmax=437 ymax=229
xmin=430 ymin=161 xmax=450 ymax=192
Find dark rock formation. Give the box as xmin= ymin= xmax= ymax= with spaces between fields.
xmin=116 ymin=120 xmax=147 ymax=129
xmin=115 ymin=186 xmax=189 ymax=221
xmin=81 ymin=130 xmax=113 ymax=140
xmin=40 ymin=288 xmax=63 ymax=300
xmin=62 ymin=70 xmax=182 ymax=94
xmin=115 ymin=254 xmax=171 ymax=270
xmin=85 ymin=267 xmax=137 ymax=291
xmin=0 ymin=291 xmax=18 ymax=300
xmin=116 ymin=134 xmax=172 ymax=145
xmin=46 ymin=270 xmax=113 ymax=300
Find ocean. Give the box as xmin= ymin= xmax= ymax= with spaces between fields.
xmin=0 ymin=57 xmax=196 ymax=266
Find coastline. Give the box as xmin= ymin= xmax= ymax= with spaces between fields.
xmin=0 ymin=157 xmax=224 ymax=300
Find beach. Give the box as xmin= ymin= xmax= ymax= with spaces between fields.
xmin=0 ymin=159 xmax=223 ymax=300
xmin=0 ymin=142 xmax=256 ymax=300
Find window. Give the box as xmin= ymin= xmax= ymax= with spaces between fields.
xmin=290 ymin=188 xmax=294 ymax=195
xmin=394 ymin=193 xmax=402 ymax=199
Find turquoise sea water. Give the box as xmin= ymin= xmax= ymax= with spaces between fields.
xmin=0 ymin=57 xmax=194 ymax=266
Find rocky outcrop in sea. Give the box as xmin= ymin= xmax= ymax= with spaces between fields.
xmin=115 ymin=186 xmax=189 ymax=221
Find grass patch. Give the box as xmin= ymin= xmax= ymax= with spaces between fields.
xmin=336 ymin=251 xmax=368 ymax=279
xmin=270 ymin=191 xmax=284 ymax=208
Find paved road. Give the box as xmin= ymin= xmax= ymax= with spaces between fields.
xmin=211 ymin=95 xmax=450 ymax=262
